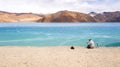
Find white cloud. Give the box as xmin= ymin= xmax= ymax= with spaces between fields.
xmin=0 ymin=0 xmax=119 ymax=13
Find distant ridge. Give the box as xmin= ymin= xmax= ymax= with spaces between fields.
xmin=0 ymin=10 xmax=120 ymax=22
xmin=90 ymin=11 xmax=120 ymax=22
xmin=41 ymin=10 xmax=96 ymax=22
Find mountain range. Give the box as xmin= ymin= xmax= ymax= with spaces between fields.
xmin=0 ymin=10 xmax=120 ymax=22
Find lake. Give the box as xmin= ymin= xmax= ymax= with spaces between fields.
xmin=0 ymin=22 xmax=120 ymax=47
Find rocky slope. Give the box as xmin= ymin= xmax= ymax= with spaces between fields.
xmin=0 ymin=10 xmax=120 ymax=22
xmin=0 ymin=11 xmax=43 ymax=22
xmin=90 ymin=11 xmax=120 ymax=22
xmin=0 ymin=10 xmax=96 ymax=22
xmin=42 ymin=10 xmax=96 ymax=22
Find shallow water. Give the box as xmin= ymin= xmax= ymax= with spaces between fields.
xmin=0 ymin=22 xmax=120 ymax=47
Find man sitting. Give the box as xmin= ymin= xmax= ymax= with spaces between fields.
xmin=87 ymin=39 xmax=95 ymax=49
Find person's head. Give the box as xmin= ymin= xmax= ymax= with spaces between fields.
xmin=89 ymin=39 xmax=92 ymax=41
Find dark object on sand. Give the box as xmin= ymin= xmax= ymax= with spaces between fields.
xmin=70 ymin=46 xmax=75 ymax=50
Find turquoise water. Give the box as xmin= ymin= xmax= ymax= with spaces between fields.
xmin=0 ymin=23 xmax=120 ymax=47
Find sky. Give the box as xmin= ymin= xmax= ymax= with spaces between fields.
xmin=0 ymin=0 xmax=120 ymax=14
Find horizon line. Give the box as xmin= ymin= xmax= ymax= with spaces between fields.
xmin=0 ymin=10 xmax=120 ymax=14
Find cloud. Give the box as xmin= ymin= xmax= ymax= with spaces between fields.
xmin=0 ymin=0 xmax=119 ymax=13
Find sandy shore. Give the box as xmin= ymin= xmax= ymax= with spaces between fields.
xmin=0 ymin=46 xmax=120 ymax=67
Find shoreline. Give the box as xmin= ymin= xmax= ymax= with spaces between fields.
xmin=0 ymin=45 xmax=120 ymax=48
xmin=0 ymin=46 xmax=120 ymax=67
